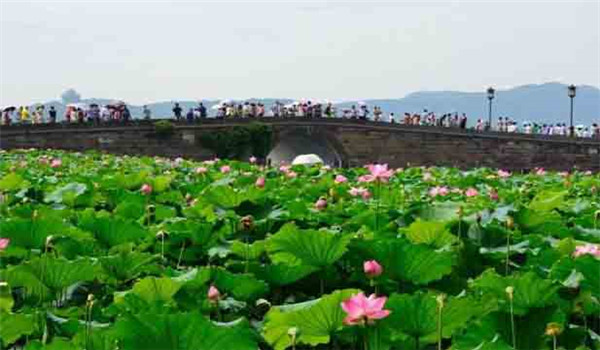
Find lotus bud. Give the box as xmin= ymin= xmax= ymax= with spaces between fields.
xmin=255 ymin=176 xmax=265 ymax=188
xmin=505 ymin=286 xmax=514 ymax=300
xmin=140 ymin=183 xmax=152 ymax=195
xmin=207 ymin=285 xmax=221 ymax=303
xmin=591 ymin=186 xmax=597 ymax=195
xmin=315 ymin=197 xmax=327 ymax=210
xmin=87 ymin=293 xmax=95 ymax=303
xmin=545 ymin=322 xmax=562 ymax=337
xmin=457 ymin=206 xmax=464 ymax=218
xmin=156 ymin=231 xmax=168 ymax=240
xmin=363 ymin=260 xmax=383 ymax=279
xmin=32 ymin=210 xmax=38 ymax=219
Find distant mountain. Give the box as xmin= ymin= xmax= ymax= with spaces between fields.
xmin=15 ymin=83 xmax=599 ymax=125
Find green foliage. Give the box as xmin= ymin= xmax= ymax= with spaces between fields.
xmin=0 ymin=149 xmax=597 ymax=349
xmin=199 ymin=123 xmax=272 ymax=159
xmin=262 ymin=289 xmax=359 ymax=350
xmin=153 ymin=120 xmax=174 ymax=137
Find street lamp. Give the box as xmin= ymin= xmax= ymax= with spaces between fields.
xmin=568 ymin=84 xmax=576 ymax=137
xmin=487 ymin=87 xmax=495 ymax=129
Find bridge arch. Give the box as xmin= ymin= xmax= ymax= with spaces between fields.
xmin=267 ymin=126 xmax=346 ymax=167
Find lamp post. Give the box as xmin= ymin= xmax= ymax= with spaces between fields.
xmin=568 ymin=84 xmax=576 ymax=137
xmin=487 ymin=87 xmax=495 ymax=129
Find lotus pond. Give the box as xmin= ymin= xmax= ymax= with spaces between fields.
xmin=0 ymin=149 xmax=599 ymax=350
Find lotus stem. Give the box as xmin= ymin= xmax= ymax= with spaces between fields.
xmin=176 ymin=242 xmax=186 ymax=269
xmin=505 ymin=221 xmax=511 ymax=275
xmin=436 ymin=294 xmax=445 ymax=350
xmin=506 ymin=286 xmax=516 ymax=349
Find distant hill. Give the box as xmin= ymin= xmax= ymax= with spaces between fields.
xmin=15 ymin=83 xmax=599 ymax=125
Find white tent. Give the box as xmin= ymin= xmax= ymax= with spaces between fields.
xmin=292 ymin=154 xmax=324 ymax=165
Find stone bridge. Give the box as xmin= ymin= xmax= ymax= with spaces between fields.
xmin=1 ymin=118 xmax=599 ymax=170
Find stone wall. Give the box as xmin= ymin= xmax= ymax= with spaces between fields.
xmin=1 ymin=119 xmax=599 ymax=170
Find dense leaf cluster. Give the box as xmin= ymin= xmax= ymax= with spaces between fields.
xmin=0 ymin=149 xmax=598 ymax=350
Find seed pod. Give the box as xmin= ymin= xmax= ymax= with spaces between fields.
xmin=506 ymin=216 xmax=514 ymax=229
xmin=240 ymin=215 xmax=254 ymax=231
xmin=544 ymin=322 xmax=562 ymax=337
xmin=505 ymin=286 xmax=514 ymax=300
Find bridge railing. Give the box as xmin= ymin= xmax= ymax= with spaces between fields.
xmin=1 ymin=116 xmax=599 ymax=144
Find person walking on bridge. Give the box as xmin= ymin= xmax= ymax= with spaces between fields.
xmin=172 ymin=103 xmax=183 ymax=121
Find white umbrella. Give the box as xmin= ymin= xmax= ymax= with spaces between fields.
xmin=292 ymin=154 xmax=324 ymax=165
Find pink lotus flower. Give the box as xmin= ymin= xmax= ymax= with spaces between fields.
xmin=341 ymin=293 xmax=391 ymax=326
xmin=535 ymin=168 xmax=546 ymax=176
xmin=315 ymin=197 xmax=327 ymax=210
xmin=584 ymin=170 xmax=592 ymax=176
xmin=489 ymin=189 xmax=499 ymax=201
xmin=39 ymin=157 xmax=49 ymax=165
xmin=497 ymin=170 xmax=511 ymax=178
xmin=363 ymin=164 xmax=394 ymax=183
xmin=363 ymin=260 xmax=383 ymax=278
xmin=140 ymin=184 xmax=152 ymax=195
xmin=429 ymin=186 xmax=449 ymax=197
xmin=255 ymin=176 xmax=265 ymax=188
xmin=249 ymin=156 xmax=257 ymax=164
xmin=465 ymin=187 xmax=479 ymax=197
xmin=573 ymin=244 xmax=600 ymax=258
xmin=361 ymin=190 xmax=372 ymax=200
xmin=558 ymin=171 xmax=569 ymax=177
xmin=349 ymin=187 xmax=368 ymax=197
xmin=220 ymin=165 xmax=231 ymax=173
xmin=195 ymin=166 xmax=207 ymax=174
xmin=174 ymin=157 xmax=184 ymax=165
xmin=0 ymin=238 xmax=10 ymax=251
xmin=322 ymin=165 xmax=332 ymax=171
xmin=50 ymin=159 xmax=62 ymax=168
xmin=203 ymin=160 xmax=216 ymax=166
xmin=334 ymin=175 xmax=348 ymax=184
xmin=279 ymin=165 xmax=290 ymax=173
xmin=423 ymin=172 xmax=433 ymax=181
xmin=286 ymin=171 xmax=297 ymax=179
xmin=207 ymin=285 xmax=221 ymax=302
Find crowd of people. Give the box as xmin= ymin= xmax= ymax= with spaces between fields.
xmin=1 ymin=101 xmax=598 ymax=139
xmin=1 ymin=103 xmax=132 ymax=125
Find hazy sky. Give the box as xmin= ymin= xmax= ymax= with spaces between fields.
xmin=1 ymin=0 xmax=599 ymax=106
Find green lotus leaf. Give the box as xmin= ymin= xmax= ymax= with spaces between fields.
xmin=78 ymin=213 xmax=148 ymax=247
xmin=262 ymin=289 xmax=360 ymax=350
xmin=0 ymin=217 xmax=68 ymax=249
xmin=374 ymin=239 xmax=456 ymax=285
xmin=99 ymin=251 xmax=161 ymax=284
xmin=267 ymin=223 xmax=352 ymax=268
xmin=0 ymin=312 xmax=36 ymax=347
xmin=114 ymin=312 xmax=257 ymax=350
xmin=5 ymin=256 xmax=97 ymax=301
xmin=401 ymin=218 xmax=457 ymax=248
xmin=550 ymin=255 xmax=600 ymax=298
xmin=528 ymin=190 xmax=567 ymax=212
xmin=0 ymin=172 xmax=29 ymax=191
xmin=382 ymin=292 xmax=491 ymax=345
xmin=45 ymin=182 xmax=87 ymax=205
xmin=471 ymin=269 xmax=560 ymax=315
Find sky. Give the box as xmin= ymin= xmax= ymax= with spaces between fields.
xmin=1 ymin=0 xmax=599 ymax=106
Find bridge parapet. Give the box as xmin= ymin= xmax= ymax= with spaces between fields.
xmin=1 ymin=118 xmax=599 ymax=170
